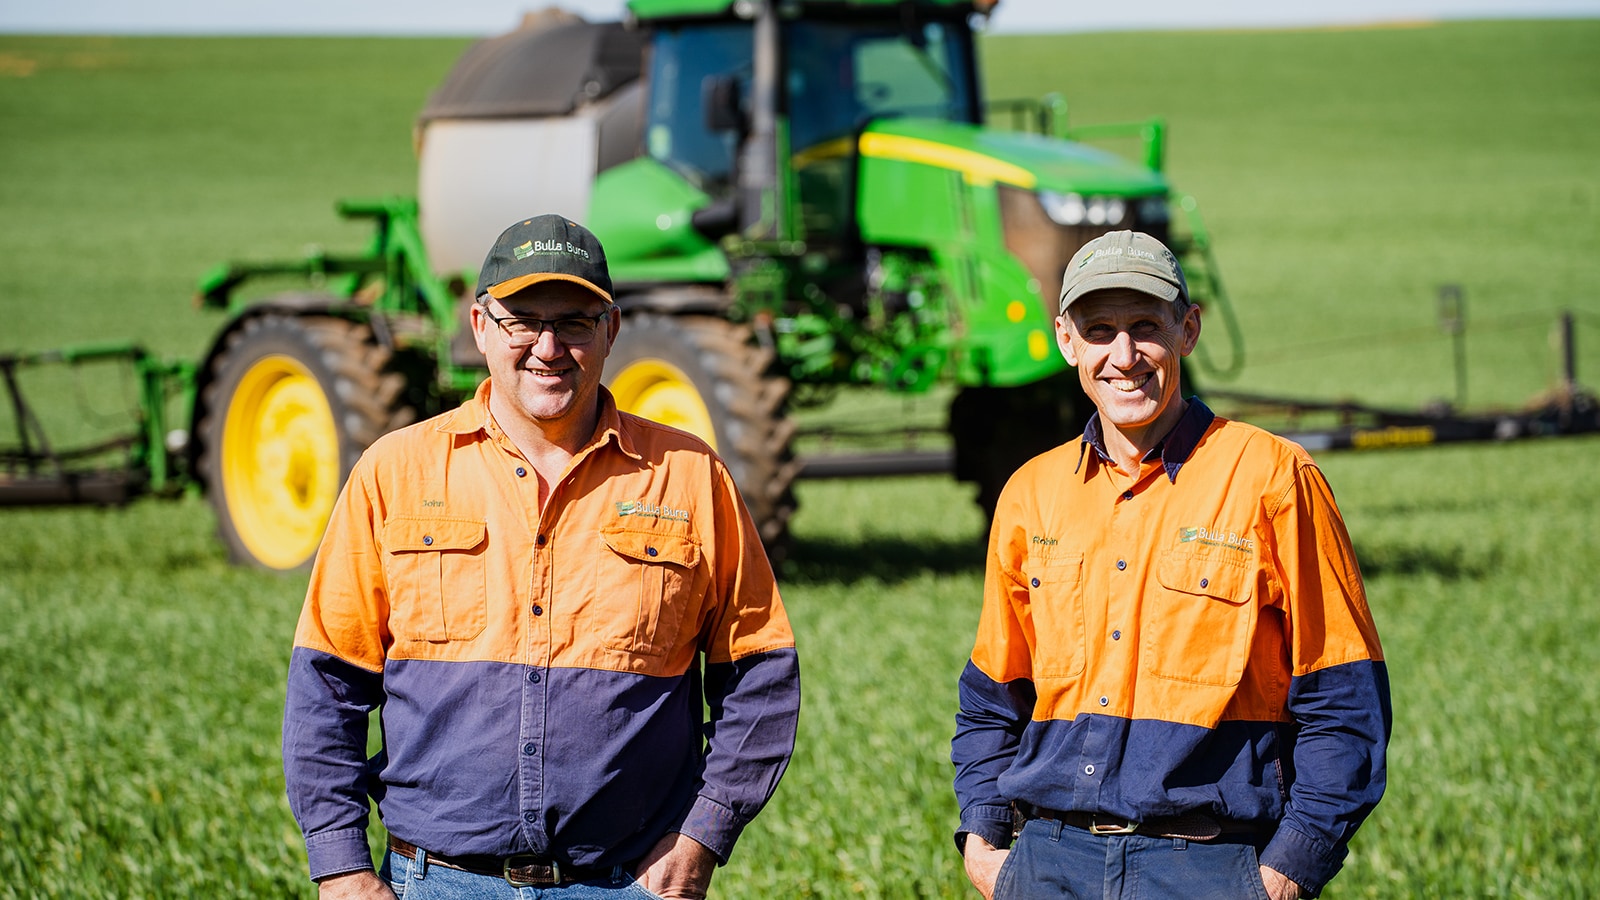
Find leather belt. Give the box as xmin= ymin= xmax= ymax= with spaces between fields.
xmin=1025 ymin=807 xmax=1265 ymax=843
xmin=388 ymin=835 xmax=610 ymax=887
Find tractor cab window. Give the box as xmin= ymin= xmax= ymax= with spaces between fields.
xmin=646 ymin=23 xmax=753 ymax=194
xmin=785 ymin=18 xmax=976 ymax=154
xmin=785 ymin=18 xmax=977 ymax=242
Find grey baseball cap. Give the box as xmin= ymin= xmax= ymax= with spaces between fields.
xmin=1058 ymin=230 xmax=1188 ymax=313
xmin=476 ymin=214 xmax=613 ymax=303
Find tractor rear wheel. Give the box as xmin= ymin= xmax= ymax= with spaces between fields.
xmin=197 ymin=312 xmax=417 ymax=571
xmin=606 ymin=313 xmax=797 ymax=554
xmin=950 ymin=369 xmax=1092 ymax=522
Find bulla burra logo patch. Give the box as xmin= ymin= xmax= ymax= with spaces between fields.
xmin=1177 ymin=525 xmax=1255 ymax=554
xmin=513 ymin=239 xmax=592 ymax=261
xmin=615 ymin=500 xmax=689 ymax=522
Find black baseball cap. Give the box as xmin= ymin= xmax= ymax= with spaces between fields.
xmin=475 ymin=214 xmax=613 ymax=303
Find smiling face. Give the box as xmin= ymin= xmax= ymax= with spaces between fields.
xmin=1057 ymin=287 xmax=1201 ymax=459
xmin=472 ymin=280 xmax=620 ymax=445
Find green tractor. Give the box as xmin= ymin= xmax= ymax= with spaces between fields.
xmin=184 ymin=0 xmax=1229 ymax=569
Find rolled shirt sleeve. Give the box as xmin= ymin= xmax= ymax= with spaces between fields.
xmin=283 ymin=460 xmax=391 ymax=881
xmin=1260 ymin=461 xmax=1391 ymax=895
xmin=677 ymin=461 xmax=801 ymax=862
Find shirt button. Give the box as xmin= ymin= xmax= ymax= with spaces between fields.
xmin=526 ymin=670 xmax=541 ymax=683
xmin=1122 ymin=490 xmax=1134 ymax=501
xmin=422 ymin=535 xmax=433 ymax=546
xmin=1200 ymin=577 xmax=1210 ymax=588
xmin=1112 ymin=630 xmax=1121 ymax=640
xmin=1084 ymin=764 xmax=1096 ymax=776
xmin=532 ymin=605 xmax=543 ymax=617
xmin=1099 ymin=696 xmax=1108 ymax=706
xmin=1116 ymin=559 xmax=1126 ymax=571
xmin=515 ymin=466 xmax=527 ymax=478
xmin=646 ymin=546 xmax=658 ymax=557
xmin=523 ymin=742 xmax=537 ymax=756
xmin=523 ymin=811 xmax=536 ymax=824
xmin=536 ymin=534 xmax=547 ymax=547
xmin=1031 ymin=577 xmax=1041 ymax=588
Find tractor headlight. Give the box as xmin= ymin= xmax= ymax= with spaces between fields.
xmin=1039 ymin=191 xmax=1128 ymax=228
xmin=1039 ymin=191 xmax=1087 ymax=226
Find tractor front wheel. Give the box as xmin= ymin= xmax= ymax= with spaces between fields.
xmin=606 ymin=313 xmax=797 ymax=554
xmin=197 ymin=311 xmax=416 ymax=571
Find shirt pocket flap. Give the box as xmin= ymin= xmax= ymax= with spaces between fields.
xmin=383 ymin=517 xmax=488 ymax=554
xmin=1156 ymin=551 xmax=1253 ymax=604
xmin=601 ymin=525 xmax=701 ymax=569
xmin=1025 ymin=550 xmax=1083 ymax=583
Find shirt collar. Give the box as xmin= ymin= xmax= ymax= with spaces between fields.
xmin=1075 ymin=398 xmax=1216 ymax=482
xmin=435 ymin=379 xmax=642 ymax=462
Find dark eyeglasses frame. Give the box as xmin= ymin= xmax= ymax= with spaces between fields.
xmin=479 ymin=304 xmax=610 ymax=346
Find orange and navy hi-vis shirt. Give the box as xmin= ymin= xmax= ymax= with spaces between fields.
xmin=283 ymin=381 xmax=800 ymax=882
xmin=953 ymin=401 xmax=1389 ymax=896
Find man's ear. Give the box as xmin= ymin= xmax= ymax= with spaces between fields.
xmin=601 ymin=303 xmax=621 ymax=356
xmin=1055 ymin=314 xmax=1079 ymax=367
xmin=471 ymin=301 xmax=491 ymax=355
xmin=1177 ymin=303 xmax=1202 ymax=357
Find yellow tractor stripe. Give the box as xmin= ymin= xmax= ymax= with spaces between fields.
xmin=859 ymin=133 xmax=1037 ymax=189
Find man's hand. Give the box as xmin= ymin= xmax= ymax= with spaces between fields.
xmin=632 ymin=832 xmax=717 ymax=899
xmin=1259 ymin=865 xmax=1303 ymax=900
xmin=961 ymin=833 xmax=1009 ymax=900
xmin=316 ymin=870 xmax=396 ymax=899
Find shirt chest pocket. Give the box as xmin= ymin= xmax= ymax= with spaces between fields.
xmin=1145 ymin=551 xmax=1256 ymax=686
xmin=595 ymin=525 xmax=703 ymax=661
xmin=1024 ymin=552 xmax=1086 ymax=678
xmin=382 ymin=517 xmax=488 ymax=643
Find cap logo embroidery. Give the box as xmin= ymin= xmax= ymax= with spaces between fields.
xmin=513 ymin=239 xmax=593 ymax=260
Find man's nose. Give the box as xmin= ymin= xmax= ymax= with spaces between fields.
xmin=1108 ymin=330 xmax=1137 ymax=367
xmin=524 ymin=327 xmax=566 ymax=355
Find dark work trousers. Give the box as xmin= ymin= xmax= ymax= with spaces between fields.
xmin=994 ymin=818 xmax=1273 ymax=900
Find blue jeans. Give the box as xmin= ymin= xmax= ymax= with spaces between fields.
xmin=381 ymin=849 xmax=663 ymax=900
xmin=994 ymin=818 xmax=1272 ymax=900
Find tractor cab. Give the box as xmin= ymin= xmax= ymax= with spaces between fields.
xmin=622 ymin=0 xmax=985 ymax=266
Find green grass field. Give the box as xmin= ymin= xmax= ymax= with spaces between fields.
xmin=3 ymin=19 xmax=1600 ymax=898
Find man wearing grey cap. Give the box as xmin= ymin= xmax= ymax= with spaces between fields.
xmin=284 ymin=215 xmax=800 ymax=899
xmin=952 ymin=231 xmax=1390 ymax=899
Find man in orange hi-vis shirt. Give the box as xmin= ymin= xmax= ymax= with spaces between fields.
xmin=284 ymin=215 xmax=800 ymax=900
xmin=953 ymin=231 xmax=1389 ymax=900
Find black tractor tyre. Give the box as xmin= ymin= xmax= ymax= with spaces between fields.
xmin=605 ymin=312 xmax=798 ymax=557
xmin=949 ymin=369 xmax=1093 ymax=523
xmin=196 ymin=312 xmax=417 ymax=571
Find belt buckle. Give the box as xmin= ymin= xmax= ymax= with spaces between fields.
xmin=1089 ymin=816 xmax=1140 ymax=835
xmin=503 ymin=854 xmax=559 ymax=887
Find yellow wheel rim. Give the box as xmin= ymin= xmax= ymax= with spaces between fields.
xmin=610 ymin=359 xmax=718 ymax=451
xmin=220 ymin=354 xmax=340 ymax=569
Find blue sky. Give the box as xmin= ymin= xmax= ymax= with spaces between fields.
xmin=3 ymin=0 xmax=1598 ymax=36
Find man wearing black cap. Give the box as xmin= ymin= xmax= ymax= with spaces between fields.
xmin=284 ymin=215 xmax=801 ymax=899
xmin=952 ymin=231 xmax=1390 ymax=899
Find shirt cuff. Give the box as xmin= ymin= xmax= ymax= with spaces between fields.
xmin=956 ymin=805 xmax=1015 ymax=853
xmin=305 ymin=827 xmax=375 ymax=883
xmin=1259 ymin=822 xmax=1346 ymax=898
xmin=675 ymin=795 xmax=745 ymax=864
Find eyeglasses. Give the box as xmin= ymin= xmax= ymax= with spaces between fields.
xmin=480 ymin=305 xmax=609 ymax=347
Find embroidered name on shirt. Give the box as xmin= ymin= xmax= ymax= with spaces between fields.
xmin=1178 ymin=525 xmax=1255 ymax=554
xmin=1030 ymin=535 xmax=1059 ymax=546
xmin=422 ymin=499 xmax=445 ymax=508
xmin=615 ymin=500 xmax=689 ymax=522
